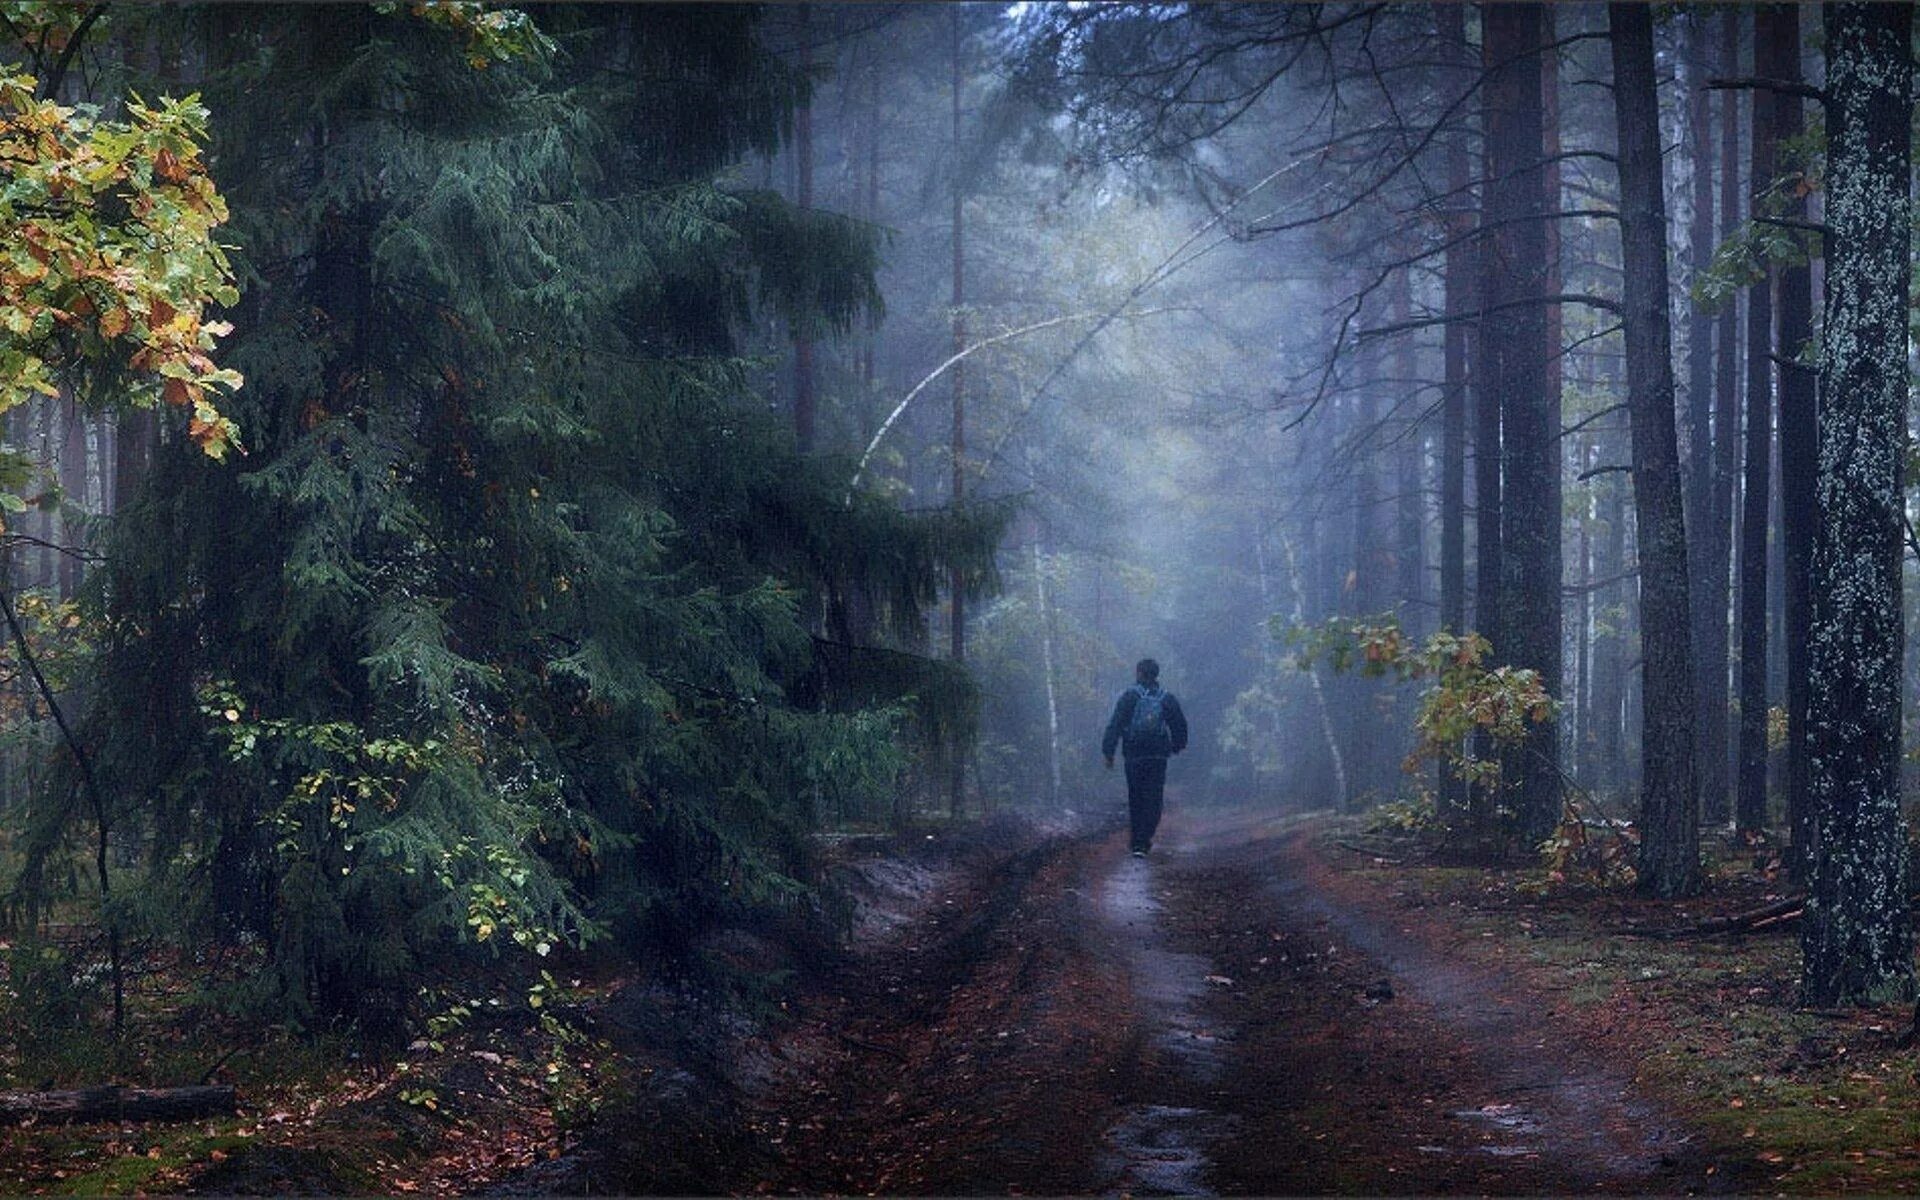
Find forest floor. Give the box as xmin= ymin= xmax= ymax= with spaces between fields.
xmin=3 ymin=806 xmax=1917 ymax=1194
xmin=713 ymin=806 xmax=1916 ymax=1196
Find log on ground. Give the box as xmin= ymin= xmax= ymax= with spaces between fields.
xmin=0 ymin=1085 xmax=238 ymax=1125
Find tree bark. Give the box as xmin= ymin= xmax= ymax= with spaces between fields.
xmin=1683 ymin=10 xmax=1719 ymax=834
xmin=1032 ymin=535 xmax=1062 ymax=808
xmin=1592 ymin=473 xmax=1628 ymax=784
xmin=1767 ymin=3 xmax=1815 ymax=884
xmin=1735 ymin=12 xmax=1775 ymax=837
xmin=947 ymin=5 xmax=967 ymax=819
xmin=1435 ymin=0 xmax=1472 ymax=819
xmin=1701 ymin=5 xmax=1741 ymax=828
xmin=1799 ymin=1 xmax=1917 ymax=1009
xmin=1484 ymin=3 xmax=1560 ymax=847
xmin=1609 ymin=2 xmax=1701 ymax=898
xmin=792 ymin=6 xmax=817 ymax=453
xmin=1284 ymin=533 xmax=1348 ymax=810
xmin=858 ymin=60 xmax=882 ymax=446
xmin=1468 ymin=9 xmax=1503 ymax=834
xmin=57 ymin=401 xmax=87 ymax=599
xmin=1436 ymin=5 xmax=1470 ymax=647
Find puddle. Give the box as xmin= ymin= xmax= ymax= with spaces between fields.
xmin=1104 ymin=1104 xmax=1233 ymax=1196
xmin=1450 ymin=1102 xmax=1543 ymax=1136
xmin=1097 ymin=851 xmax=1233 ymax=1192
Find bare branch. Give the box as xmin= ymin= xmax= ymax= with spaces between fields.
xmin=1706 ymin=76 xmax=1826 ymax=105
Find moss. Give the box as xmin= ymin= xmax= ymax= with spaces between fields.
xmin=46 ymin=1132 xmax=254 ymax=1196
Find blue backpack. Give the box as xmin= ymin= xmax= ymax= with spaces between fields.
xmin=1126 ymin=685 xmax=1169 ymax=743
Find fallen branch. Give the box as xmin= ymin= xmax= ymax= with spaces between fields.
xmin=1336 ymin=840 xmax=1404 ymax=864
xmin=838 ymin=1033 xmax=905 ymax=1062
xmin=0 ymin=1085 xmax=237 ymax=1126
xmin=1620 ymin=895 xmax=1804 ymax=940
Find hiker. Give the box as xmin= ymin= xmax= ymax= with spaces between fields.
xmin=1101 ymin=657 xmax=1189 ymax=858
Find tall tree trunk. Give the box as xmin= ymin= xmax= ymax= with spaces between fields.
xmin=1683 ymin=10 xmax=1719 ymax=831
xmin=1575 ymin=440 xmax=1594 ymax=781
xmin=791 ymin=7 xmax=817 ymax=452
xmin=1592 ymin=474 xmax=1628 ymax=785
xmin=1032 ymin=536 xmax=1062 ymax=808
xmin=1735 ymin=20 xmax=1775 ymax=837
xmin=1701 ymin=6 xmax=1741 ymax=827
xmin=1437 ymin=5 xmax=1470 ymax=649
xmin=1539 ymin=4 xmax=1563 ymax=783
xmin=1769 ymin=4 xmax=1815 ymax=884
xmin=1443 ymin=0 xmax=1466 ymax=817
xmin=1799 ymin=2 xmax=1916 ymax=1009
xmin=1284 ymin=533 xmax=1348 ymax=811
xmin=57 ymin=401 xmax=87 ymax=599
xmin=947 ymin=6 xmax=967 ymax=819
xmin=1608 ymin=2 xmax=1700 ymax=898
xmin=1471 ymin=13 xmax=1507 ymax=838
xmin=858 ymin=62 xmax=881 ymax=446
xmin=1394 ymin=274 xmax=1425 ymax=641
xmin=1484 ymin=2 xmax=1559 ymax=847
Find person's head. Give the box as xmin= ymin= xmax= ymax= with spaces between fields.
xmin=1135 ymin=658 xmax=1160 ymax=686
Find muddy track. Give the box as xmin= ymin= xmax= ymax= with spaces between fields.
xmin=756 ymin=824 xmax=1134 ymax=1194
xmin=1155 ymin=816 xmax=1719 ymax=1195
xmin=552 ymin=810 xmax=1727 ymax=1195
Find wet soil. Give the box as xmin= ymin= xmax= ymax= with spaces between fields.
xmin=1155 ymin=814 xmax=1711 ymax=1195
xmin=748 ymin=809 xmax=1725 ymax=1195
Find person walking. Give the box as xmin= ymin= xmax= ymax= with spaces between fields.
xmin=1102 ymin=658 xmax=1189 ymax=857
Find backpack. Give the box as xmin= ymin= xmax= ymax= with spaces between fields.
xmin=1126 ymin=685 xmax=1169 ymax=744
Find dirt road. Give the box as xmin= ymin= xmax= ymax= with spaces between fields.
xmin=755 ymin=810 xmax=1719 ymax=1195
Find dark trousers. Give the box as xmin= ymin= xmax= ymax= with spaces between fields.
xmin=1124 ymin=755 xmax=1168 ymax=851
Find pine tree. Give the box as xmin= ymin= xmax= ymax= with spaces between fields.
xmin=1799 ymin=2 xmax=1916 ymax=1009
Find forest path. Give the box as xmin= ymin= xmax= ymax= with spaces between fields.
xmin=752 ymin=810 xmax=1720 ymax=1195
xmin=1159 ymin=812 xmax=1714 ymax=1194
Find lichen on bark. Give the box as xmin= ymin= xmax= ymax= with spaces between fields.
xmin=1798 ymin=2 xmax=1917 ymax=1009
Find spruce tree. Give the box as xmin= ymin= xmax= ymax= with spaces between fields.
xmin=14 ymin=4 xmax=1002 ymax=1025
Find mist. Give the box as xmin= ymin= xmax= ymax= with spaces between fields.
xmin=1 ymin=4 xmax=1915 ymax=1191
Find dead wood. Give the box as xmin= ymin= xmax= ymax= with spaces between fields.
xmin=1336 ymin=840 xmax=1405 ymax=864
xmin=0 ymin=1085 xmax=237 ymax=1126
xmin=1619 ymin=895 xmax=1805 ymax=940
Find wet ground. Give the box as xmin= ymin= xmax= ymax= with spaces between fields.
xmin=742 ymin=809 xmax=1718 ymax=1195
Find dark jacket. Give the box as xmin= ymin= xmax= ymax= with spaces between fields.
xmin=1102 ymin=683 xmax=1189 ymax=761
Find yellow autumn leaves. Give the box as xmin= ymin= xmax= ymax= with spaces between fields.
xmin=0 ymin=72 xmax=243 ymax=460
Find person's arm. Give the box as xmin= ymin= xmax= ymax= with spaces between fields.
xmin=1167 ymin=693 xmax=1189 ymax=754
xmin=1102 ymin=690 xmax=1133 ymax=762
